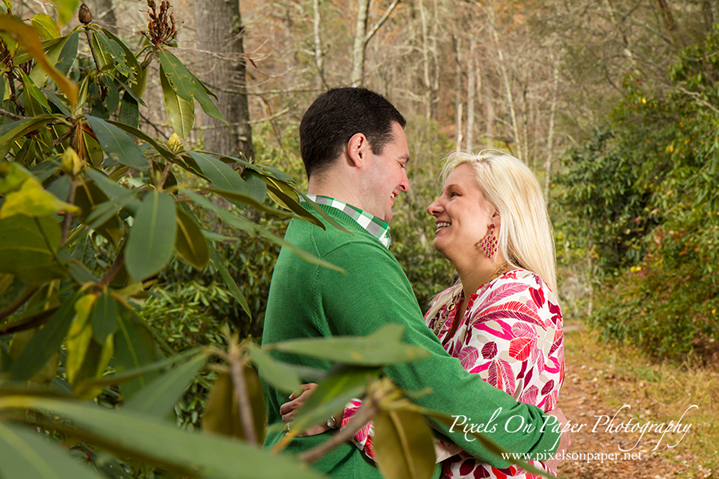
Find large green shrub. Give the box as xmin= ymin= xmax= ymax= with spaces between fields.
xmin=558 ymin=27 xmax=719 ymax=361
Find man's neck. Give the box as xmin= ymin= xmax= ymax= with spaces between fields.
xmin=308 ymin=176 xmax=364 ymax=211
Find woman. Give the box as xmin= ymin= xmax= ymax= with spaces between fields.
xmin=282 ymin=150 xmax=564 ymax=478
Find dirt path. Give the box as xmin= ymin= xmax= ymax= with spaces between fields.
xmin=556 ymin=325 xmax=705 ymax=479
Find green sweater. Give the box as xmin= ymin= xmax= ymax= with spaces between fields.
xmin=261 ymin=205 xmax=561 ymax=477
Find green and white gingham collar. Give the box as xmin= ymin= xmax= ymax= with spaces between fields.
xmin=304 ymin=195 xmax=392 ymax=249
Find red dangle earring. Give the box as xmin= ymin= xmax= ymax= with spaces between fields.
xmin=480 ymin=224 xmax=498 ymax=258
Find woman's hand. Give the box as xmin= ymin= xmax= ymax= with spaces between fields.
xmin=280 ymin=383 xmax=333 ymax=437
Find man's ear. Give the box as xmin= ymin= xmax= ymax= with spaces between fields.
xmin=346 ymin=133 xmax=370 ymax=168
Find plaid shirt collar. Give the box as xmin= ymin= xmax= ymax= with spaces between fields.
xmin=304 ymin=195 xmax=392 ymax=249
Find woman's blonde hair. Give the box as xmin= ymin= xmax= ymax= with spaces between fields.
xmin=426 ymin=149 xmax=557 ymax=319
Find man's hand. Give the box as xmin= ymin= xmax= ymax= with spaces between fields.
xmin=544 ymin=407 xmax=571 ymax=474
xmin=280 ymin=383 xmax=331 ymax=437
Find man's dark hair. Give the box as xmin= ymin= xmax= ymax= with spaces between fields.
xmin=299 ymin=88 xmax=406 ymax=179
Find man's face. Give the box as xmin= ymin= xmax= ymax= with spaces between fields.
xmin=364 ymin=122 xmax=410 ymax=223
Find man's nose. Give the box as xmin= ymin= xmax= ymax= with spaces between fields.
xmin=400 ymin=170 xmax=410 ymax=191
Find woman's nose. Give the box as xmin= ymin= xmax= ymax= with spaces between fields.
xmin=427 ymin=198 xmax=443 ymax=216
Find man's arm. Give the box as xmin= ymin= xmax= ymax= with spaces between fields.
xmin=319 ymin=243 xmax=562 ymax=469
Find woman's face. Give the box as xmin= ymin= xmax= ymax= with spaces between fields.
xmin=427 ymin=163 xmax=496 ymax=263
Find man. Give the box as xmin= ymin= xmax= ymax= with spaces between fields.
xmin=262 ymin=88 xmax=567 ymax=477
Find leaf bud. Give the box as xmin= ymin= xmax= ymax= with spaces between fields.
xmin=78 ymin=3 xmax=92 ymax=24
xmin=167 ymin=133 xmax=182 ymax=153
xmin=62 ymin=147 xmax=83 ymax=176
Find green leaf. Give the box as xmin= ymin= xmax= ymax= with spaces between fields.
xmin=118 ymin=91 xmax=139 ymax=128
xmin=188 ymin=70 xmax=227 ymax=124
xmin=55 ymin=30 xmax=79 ymax=75
xmin=71 ymin=233 xmax=96 ymax=270
xmin=245 ymin=170 xmax=267 ymax=203
xmin=29 ymin=31 xmax=67 ymax=86
xmin=0 ymin=215 xmax=65 ymax=284
xmin=0 ymin=177 xmax=79 ymax=219
xmin=265 ymin=183 xmax=324 ymax=229
xmin=99 ymin=27 xmax=141 ymax=74
xmin=160 ymin=64 xmax=194 ymax=138
xmin=31 ymin=13 xmax=60 ymax=40
xmin=15 ymin=398 xmax=326 ymax=479
xmin=0 ymin=15 xmax=78 ymax=108
xmin=8 ymin=290 xmax=81 ymax=381
xmin=0 ymin=420 xmax=105 ymax=479
xmin=94 ymin=29 xmax=132 ymax=78
xmin=43 ymin=88 xmax=72 ymax=116
xmin=20 ymin=71 xmax=51 ymax=115
xmin=105 ymin=120 xmax=174 ymax=160
xmin=270 ymin=324 xmax=430 ymax=366
xmin=91 ymin=292 xmax=118 ymax=344
xmin=84 ymin=168 xmax=141 ymax=216
xmin=0 ymin=116 xmax=57 ymax=148
xmin=203 ymin=367 xmax=266 ymax=442
xmin=85 ymin=115 xmax=149 ymax=170
xmin=183 ymin=189 xmax=343 ymax=272
xmin=289 ymin=365 xmax=380 ymax=434
xmin=74 ymin=177 xmax=126 ymax=246
xmin=49 ymin=0 xmax=81 ymax=25
xmin=373 ymin=409 xmax=436 ymax=479
xmin=187 ymin=151 xmax=249 ymax=195
xmin=205 ymin=187 xmax=292 ymax=218
xmin=124 ymin=353 xmax=207 ymax=418
xmin=0 ymin=162 xmax=32 ymax=194
xmin=80 ymin=348 xmax=201 ymax=391
xmin=87 ymin=30 xmax=112 ymax=70
xmin=157 ymin=50 xmax=196 ymax=102
xmin=124 ymin=190 xmax=177 ymax=282
xmin=246 ymin=343 xmax=300 ymax=393
xmin=175 ymin=206 xmax=210 ymax=269
xmin=113 ymin=309 xmax=158 ymax=398
xmin=208 ymin=242 xmax=251 ymax=318
xmin=65 ymin=294 xmax=97 ymax=386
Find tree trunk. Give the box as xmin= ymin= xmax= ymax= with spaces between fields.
xmin=466 ymin=39 xmax=476 ymax=153
xmin=418 ymin=0 xmax=432 ymax=118
xmin=350 ymin=0 xmax=371 ymax=87
xmin=655 ymin=0 xmax=678 ymax=36
xmin=313 ymin=0 xmax=328 ymax=89
xmin=484 ymin=79 xmax=495 ymax=141
xmin=490 ymin=20 xmax=522 ymax=162
xmin=544 ymin=61 xmax=560 ymax=209
xmin=702 ymin=1 xmax=714 ymax=32
xmin=453 ymin=35 xmax=463 ymax=151
xmin=194 ymin=0 xmax=254 ymax=160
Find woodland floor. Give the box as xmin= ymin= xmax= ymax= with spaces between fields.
xmin=555 ymin=323 xmax=717 ymax=479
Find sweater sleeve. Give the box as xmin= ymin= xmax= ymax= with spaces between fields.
xmin=318 ymin=242 xmax=561 ymax=468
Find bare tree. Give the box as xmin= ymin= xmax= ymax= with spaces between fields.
xmin=350 ymin=0 xmax=402 ymax=87
xmin=313 ymin=0 xmax=328 ymax=89
xmin=194 ymin=0 xmax=253 ymax=159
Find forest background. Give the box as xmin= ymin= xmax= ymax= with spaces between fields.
xmin=48 ymin=0 xmax=718 ymax=367
xmin=1 ymin=0 xmax=719 ymax=477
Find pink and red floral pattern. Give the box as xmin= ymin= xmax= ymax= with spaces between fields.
xmin=342 ymin=269 xmax=564 ymax=478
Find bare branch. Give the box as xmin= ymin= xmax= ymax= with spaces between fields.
xmin=364 ymin=0 xmax=402 ymax=47
xmin=0 ymin=108 xmax=26 ymax=121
